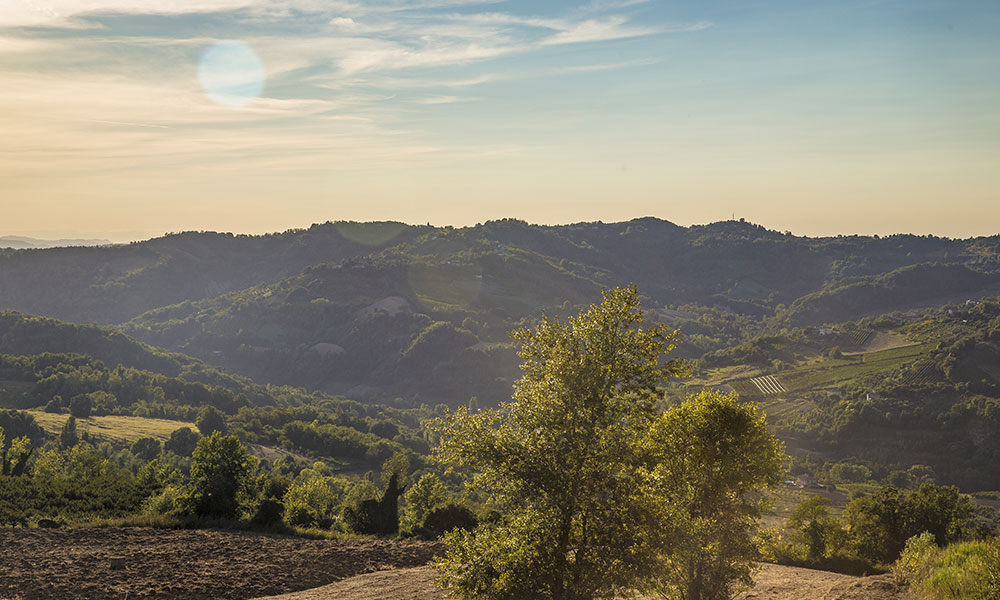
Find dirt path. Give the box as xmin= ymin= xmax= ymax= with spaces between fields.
xmin=252 ymin=567 xmax=441 ymax=600
xmin=739 ymin=564 xmax=903 ymax=600
xmin=254 ymin=563 xmax=906 ymax=600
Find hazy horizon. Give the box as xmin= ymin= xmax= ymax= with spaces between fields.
xmin=6 ymin=213 xmax=1000 ymax=246
xmin=3 ymin=0 xmax=999 ymax=241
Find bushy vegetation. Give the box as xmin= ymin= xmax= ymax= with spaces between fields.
xmin=764 ymin=481 xmax=983 ymax=576
xmin=893 ymin=533 xmax=1000 ymax=600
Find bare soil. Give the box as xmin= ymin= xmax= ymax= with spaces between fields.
xmin=0 ymin=527 xmax=440 ymax=600
xmin=0 ymin=528 xmax=907 ymax=600
xmin=254 ymin=563 xmax=907 ymax=600
xmin=739 ymin=564 xmax=906 ymax=600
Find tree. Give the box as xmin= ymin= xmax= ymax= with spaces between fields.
xmin=282 ymin=463 xmax=348 ymax=528
xmin=844 ymin=483 xmax=972 ymax=564
xmin=0 ymin=427 xmax=33 ymax=477
xmin=196 ymin=406 xmax=227 ymax=436
xmin=434 ymin=287 xmax=781 ymax=600
xmin=60 ymin=416 xmax=79 ymax=449
xmin=131 ymin=437 xmax=162 ymax=461
xmin=648 ymin=391 xmax=784 ymax=599
xmin=164 ymin=427 xmax=200 ymax=456
xmin=180 ymin=432 xmax=256 ymax=519
xmin=829 ymin=463 xmax=871 ymax=484
xmin=787 ymin=496 xmax=843 ymax=560
xmin=343 ymin=472 xmax=406 ymax=535
xmin=401 ymin=473 xmax=449 ymax=535
xmin=69 ymin=395 xmax=93 ymax=418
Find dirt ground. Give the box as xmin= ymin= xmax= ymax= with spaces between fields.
xmin=739 ymin=564 xmax=905 ymax=600
xmin=254 ymin=563 xmax=907 ymax=600
xmin=0 ymin=528 xmax=440 ymax=600
xmin=0 ymin=528 xmax=907 ymax=600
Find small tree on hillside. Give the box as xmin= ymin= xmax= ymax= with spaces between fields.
xmin=69 ymin=395 xmax=92 ymax=418
xmin=164 ymin=427 xmax=200 ymax=456
xmin=60 ymin=416 xmax=79 ymax=449
xmin=180 ymin=432 xmax=256 ymax=519
xmin=196 ymin=406 xmax=227 ymax=436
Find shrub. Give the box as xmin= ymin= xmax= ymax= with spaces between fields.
xmin=420 ymin=503 xmax=477 ymax=539
xmin=144 ymin=484 xmax=183 ymax=515
xmin=915 ymin=539 xmax=1000 ymax=600
xmin=251 ymin=498 xmax=285 ymax=527
xmin=892 ymin=532 xmax=939 ymax=586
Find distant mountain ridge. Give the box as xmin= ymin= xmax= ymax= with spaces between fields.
xmin=0 ymin=235 xmax=113 ymax=249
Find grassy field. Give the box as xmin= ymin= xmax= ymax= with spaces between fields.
xmin=25 ymin=410 xmax=196 ymax=443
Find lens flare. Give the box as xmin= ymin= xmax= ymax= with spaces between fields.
xmin=197 ymin=40 xmax=264 ymax=108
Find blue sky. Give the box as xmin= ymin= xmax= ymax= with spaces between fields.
xmin=1 ymin=0 xmax=998 ymax=240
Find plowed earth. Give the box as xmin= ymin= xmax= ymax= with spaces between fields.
xmin=0 ymin=528 xmax=440 ymax=600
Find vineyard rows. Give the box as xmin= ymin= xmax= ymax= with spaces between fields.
xmin=846 ymin=329 xmax=874 ymax=346
xmin=902 ymin=360 xmax=938 ymax=385
xmin=751 ymin=375 xmax=785 ymax=395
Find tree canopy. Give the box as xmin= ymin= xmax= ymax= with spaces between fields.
xmin=432 ymin=286 xmax=784 ymax=600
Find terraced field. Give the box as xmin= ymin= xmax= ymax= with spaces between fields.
xmin=716 ymin=341 xmax=934 ymax=401
xmin=778 ymin=342 xmax=934 ymax=393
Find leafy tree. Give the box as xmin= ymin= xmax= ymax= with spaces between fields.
xmin=0 ymin=427 xmax=33 ymax=477
xmin=381 ymin=450 xmax=413 ymax=489
xmin=433 ymin=287 xmax=703 ymax=600
xmin=401 ymin=473 xmax=449 ymax=535
xmin=164 ymin=427 xmax=200 ymax=456
xmin=787 ymin=496 xmax=844 ymax=560
xmin=179 ymin=432 xmax=256 ymax=519
xmin=196 ymin=405 xmax=227 ymax=436
xmin=648 ymin=391 xmax=784 ymax=599
xmin=845 ymin=483 xmax=972 ymax=564
xmin=69 ymin=395 xmax=93 ymax=418
xmin=343 ymin=472 xmax=406 ymax=535
xmin=906 ymin=482 xmax=973 ymax=547
xmin=829 ymin=463 xmax=871 ymax=484
xmin=282 ymin=463 xmax=348 ymax=528
xmin=130 ymin=437 xmax=161 ymax=461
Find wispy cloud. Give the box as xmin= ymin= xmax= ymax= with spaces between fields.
xmin=552 ymin=57 xmax=661 ymax=74
xmin=0 ymin=0 xmax=711 ymax=181
xmin=412 ymin=95 xmax=479 ymax=104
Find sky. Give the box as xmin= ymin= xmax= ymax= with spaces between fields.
xmin=1 ymin=0 xmax=999 ymax=242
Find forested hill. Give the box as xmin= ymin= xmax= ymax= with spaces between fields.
xmin=0 ymin=222 xmax=428 ymax=325
xmin=2 ymin=218 xmax=1000 ymax=327
xmin=1 ymin=218 xmax=999 ymax=407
